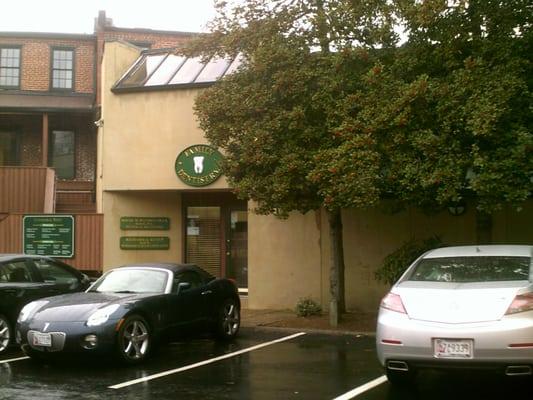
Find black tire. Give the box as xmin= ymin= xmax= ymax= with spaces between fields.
xmin=215 ymin=298 xmax=240 ymax=340
xmin=0 ymin=314 xmax=12 ymax=355
xmin=386 ymin=368 xmax=416 ymax=386
xmin=115 ymin=315 xmax=151 ymax=364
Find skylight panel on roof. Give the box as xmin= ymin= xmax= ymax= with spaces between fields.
xmin=145 ymin=54 xmax=186 ymax=86
xmin=224 ymin=54 xmax=244 ymax=76
xmin=168 ymin=57 xmax=205 ymax=85
xmin=195 ymin=57 xmax=231 ymax=83
xmin=119 ymin=54 xmax=165 ymax=87
xmin=114 ymin=51 xmax=244 ymax=91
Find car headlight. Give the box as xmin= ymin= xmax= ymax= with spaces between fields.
xmin=18 ymin=300 xmax=48 ymax=323
xmin=86 ymin=304 xmax=120 ymax=327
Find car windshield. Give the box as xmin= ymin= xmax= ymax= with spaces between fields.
xmin=91 ymin=269 xmax=168 ymax=293
xmin=408 ymin=256 xmax=531 ymax=283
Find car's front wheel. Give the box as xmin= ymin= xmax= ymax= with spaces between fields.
xmin=116 ymin=315 xmax=151 ymax=364
xmin=215 ymin=298 xmax=240 ymax=340
xmin=0 ymin=314 xmax=12 ymax=354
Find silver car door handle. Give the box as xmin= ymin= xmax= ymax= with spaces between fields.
xmin=201 ymin=290 xmax=212 ymax=295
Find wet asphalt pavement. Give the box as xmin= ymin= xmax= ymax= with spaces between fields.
xmin=0 ymin=329 xmax=531 ymax=399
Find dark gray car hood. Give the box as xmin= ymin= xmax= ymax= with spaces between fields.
xmin=31 ymin=292 xmax=153 ymax=322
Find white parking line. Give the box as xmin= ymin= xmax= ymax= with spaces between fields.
xmin=0 ymin=356 xmax=30 ymax=365
xmin=109 ymin=332 xmax=307 ymax=390
xmin=332 ymin=375 xmax=388 ymax=400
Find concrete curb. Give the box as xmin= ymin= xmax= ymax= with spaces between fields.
xmin=241 ymin=325 xmax=376 ymax=337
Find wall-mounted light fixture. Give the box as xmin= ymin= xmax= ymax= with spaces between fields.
xmin=448 ymin=200 xmax=466 ymax=216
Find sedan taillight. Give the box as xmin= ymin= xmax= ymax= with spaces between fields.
xmin=380 ymin=292 xmax=406 ymax=314
xmin=505 ymin=293 xmax=533 ymax=315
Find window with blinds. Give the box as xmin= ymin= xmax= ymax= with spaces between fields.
xmin=185 ymin=207 xmax=221 ymax=278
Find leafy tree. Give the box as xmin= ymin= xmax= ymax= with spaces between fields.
xmin=190 ymin=0 xmax=397 ymax=325
xmin=370 ymin=0 xmax=531 ymax=219
xmin=306 ymin=0 xmax=532 ymax=241
xmin=375 ymin=236 xmax=443 ymax=286
xmin=189 ymin=0 xmax=532 ymax=324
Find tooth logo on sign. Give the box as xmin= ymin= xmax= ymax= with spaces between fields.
xmin=175 ymin=145 xmax=224 ymax=187
xmin=193 ymin=156 xmax=204 ymax=174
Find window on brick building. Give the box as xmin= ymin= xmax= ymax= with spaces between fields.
xmin=49 ymin=130 xmax=75 ymax=179
xmin=0 ymin=47 xmax=21 ymax=88
xmin=0 ymin=131 xmax=20 ymax=166
xmin=51 ymin=49 xmax=74 ymax=90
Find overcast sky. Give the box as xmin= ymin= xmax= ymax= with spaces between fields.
xmin=0 ymin=0 xmax=219 ymax=34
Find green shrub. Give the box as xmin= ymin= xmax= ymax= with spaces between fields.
xmin=295 ymin=297 xmax=322 ymax=317
xmin=375 ymin=236 xmax=443 ymax=286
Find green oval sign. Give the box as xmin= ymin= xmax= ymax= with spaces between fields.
xmin=175 ymin=144 xmax=223 ymax=187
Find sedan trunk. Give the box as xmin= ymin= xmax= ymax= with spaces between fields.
xmin=396 ymin=281 xmax=527 ymax=324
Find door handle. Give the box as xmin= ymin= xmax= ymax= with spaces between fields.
xmin=3 ymin=289 xmax=17 ymax=294
xmin=201 ymin=290 xmax=212 ymax=295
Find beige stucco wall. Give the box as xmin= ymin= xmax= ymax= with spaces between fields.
xmin=340 ymin=206 xmax=476 ymax=312
xmin=98 ymin=41 xmax=533 ymax=313
xmin=492 ymin=203 xmax=533 ymax=244
xmin=248 ymin=201 xmax=533 ymax=313
xmin=102 ymin=191 xmax=183 ymax=270
xmin=248 ymin=209 xmax=323 ymax=309
xmin=97 ymin=41 xmax=140 ymax=212
xmin=339 ymin=202 xmax=531 ymax=312
xmin=98 ymin=41 xmax=228 ymax=270
xmin=99 ymin=41 xmax=228 ymax=194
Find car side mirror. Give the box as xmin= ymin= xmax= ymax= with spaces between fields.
xmin=177 ymin=282 xmax=191 ymax=294
xmin=79 ymin=274 xmax=91 ymax=289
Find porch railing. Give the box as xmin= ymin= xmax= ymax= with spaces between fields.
xmin=0 ymin=167 xmax=56 ymax=213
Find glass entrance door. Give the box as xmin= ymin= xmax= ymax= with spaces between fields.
xmin=227 ymin=210 xmax=248 ymax=290
xmin=183 ymin=193 xmax=248 ymax=292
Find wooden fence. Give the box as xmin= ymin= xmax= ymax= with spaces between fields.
xmin=0 ymin=213 xmax=103 ymax=272
xmin=0 ymin=167 xmax=55 ymax=213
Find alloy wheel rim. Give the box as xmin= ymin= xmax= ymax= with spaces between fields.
xmin=222 ymin=303 xmax=239 ymax=336
xmin=122 ymin=319 xmax=149 ymax=360
xmin=0 ymin=318 xmax=10 ymax=352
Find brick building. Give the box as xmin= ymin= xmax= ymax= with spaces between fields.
xmin=0 ymin=11 xmax=195 ymax=271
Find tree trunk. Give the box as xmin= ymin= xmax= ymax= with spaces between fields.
xmin=315 ymin=0 xmax=331 ymax=54
xmin=327 ymin=208 xmax=345 ymax=327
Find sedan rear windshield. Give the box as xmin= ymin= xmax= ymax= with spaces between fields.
xmin=408 ymin=256 xmax=531 ymax=282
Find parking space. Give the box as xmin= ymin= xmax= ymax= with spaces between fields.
xmin=1 ymin=329 xmax=531 ymax=400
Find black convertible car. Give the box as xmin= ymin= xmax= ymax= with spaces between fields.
xmin=0 ymin=254 xmax=91 ymax=354
xmin=16 ymin=263 xmax=241 ymax=364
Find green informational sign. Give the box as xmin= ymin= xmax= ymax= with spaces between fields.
xmin=120 ymin=236 xmax=170 ymax=250
xmin=175 ymin=144 xmax=223 ymax=187
xmin=23 ymin=215 xmax=74 ymax=258
xmin=120 ymin=217 xmax=170 ymax=230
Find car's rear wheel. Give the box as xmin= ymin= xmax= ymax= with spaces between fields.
xmin=116 ymin=315 xmax=151 ymax=364
xmin=215 ymin=298 xmax=240 ymax=340
xmin=0 ymin=314 xmax=12 ymax=354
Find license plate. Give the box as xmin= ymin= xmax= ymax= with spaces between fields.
xmin=33 ymin=332 xmax=52 ymax=347
xmin=434 ymin=339 xmax=473 ymax=359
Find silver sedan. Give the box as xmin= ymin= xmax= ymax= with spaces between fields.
xmin=376 ymin=245 xmax=533 ymax=384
